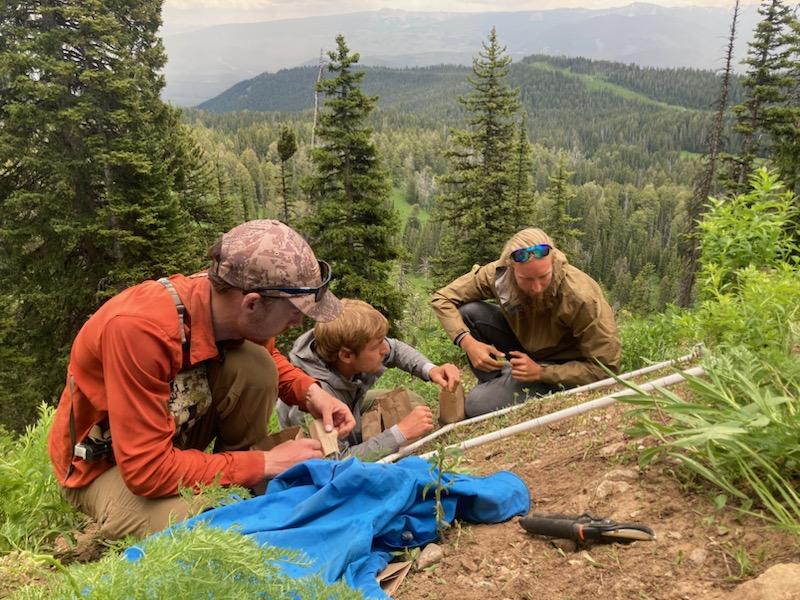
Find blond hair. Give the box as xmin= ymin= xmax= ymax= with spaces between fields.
xmin=500 ymin=228 xmax=554 ymax=266
xmin=314 ymin=299 xmax=389 ymax=364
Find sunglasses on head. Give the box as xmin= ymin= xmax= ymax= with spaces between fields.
xmin=510 ymin=243 xmax=551 ymax=263
xmin=250 ymin=260 xmax=332 ymax=303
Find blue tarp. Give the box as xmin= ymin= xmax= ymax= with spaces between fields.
xmin=129 ymin=456 xmax=530 ymax=598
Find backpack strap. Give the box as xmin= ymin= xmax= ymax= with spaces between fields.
xmin=157 ymin=277 xmax=190 ymax=357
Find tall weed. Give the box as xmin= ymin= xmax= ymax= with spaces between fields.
xmin=618 ymin=307 xmax=692 ymax=372
xmin=11 ymin=524 xmax=362 ymax=599
xmin=622 ymin=348 xmax=800 ymax=535
xmin=0 ymin=404 xmax=83 ymax=553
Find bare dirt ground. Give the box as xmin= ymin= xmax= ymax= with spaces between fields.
xmin=396 ymin=393 xmax=800 ymax=600
xmin=3 ymin=369 xmax=798 ymax=599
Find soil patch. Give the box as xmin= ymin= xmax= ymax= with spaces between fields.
xmin=397 ymin=403 xmax=800 ymax=600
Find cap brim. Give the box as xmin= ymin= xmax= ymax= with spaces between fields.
xmin=288 ymin=289 xmax=342 ymax=322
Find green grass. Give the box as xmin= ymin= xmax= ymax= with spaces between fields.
xmin=526 ymin=62 xmax=689 ymax=111
xmin=391 ymin=186 xmax=430 ymax=227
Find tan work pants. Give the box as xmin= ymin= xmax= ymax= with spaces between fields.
xmin=62 ymin=341 xmax=278 ymax=540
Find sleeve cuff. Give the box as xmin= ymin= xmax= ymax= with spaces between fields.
xmin=453 ymin=331 xmax=469 ymax=347
xmin=388 ymin=424 xmax=407 ymax=446
xmin=421 ymin=362 xmax=436 ymax=380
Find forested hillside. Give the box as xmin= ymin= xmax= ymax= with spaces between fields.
xmin=2 ymin=1 xmax=800 ymax=597
xmin=186 ymin=53 xmax=744 ymax=326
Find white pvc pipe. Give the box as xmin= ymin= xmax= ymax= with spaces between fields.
xmin=416 ymin=366 xmax=705 ymax=459
xmin=378 ymin=348 xmax=701 ymax=464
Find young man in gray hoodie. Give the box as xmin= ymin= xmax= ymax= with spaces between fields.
xmin=277 ymin=299 xmax=460 ymax=460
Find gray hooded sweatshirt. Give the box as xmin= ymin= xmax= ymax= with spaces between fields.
xmin=276 ymin=329 xmax=435 ymax=460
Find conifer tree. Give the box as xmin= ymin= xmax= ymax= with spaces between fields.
xmin=508 ymin=115 xmax=535 ymax=225
xmin=546 ymin=156 xmax=582 ymax=256
xmin=433 ymin=28 xmax=521 ymax=284
xmin=276 ymin=125 xmax=298 ymax=223
xmin=769 ymin=13 xmax=800 ymax=193
xmin=678 ymin=0 xmax=740 ymax=307
xmin=726 ymin=0 xmax=796 ymax=191
xmin=0 ymin=0 xmax=219 ymax=428
xmin=301 ymin=35 xmax=403 ymax=323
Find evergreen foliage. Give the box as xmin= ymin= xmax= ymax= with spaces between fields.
xmin=725 ymin=0 xmax=799 ymax=192
xmin=677 ymin=0 xmax=742 ymax=307
xmin=300 ymin=35 xmax=404 ymax=324
xmin=277 ymin=125 xmax=298 ymax=223
xmin=0 ymin=0 xmax=226 ymax=429
xmin=543 ymin=155 xmax=582 ymax=256
xmin=433 ymin=28 xmax=522 ymax=285
xmin=508 ymin=115 xmax=535 ymax=226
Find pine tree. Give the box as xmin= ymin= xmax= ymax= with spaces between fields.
xmin=678 ymin=0 xmax=741 ymax=307
xmin=769 ymin=13 xmax=800 ymax=193
xmin=726 ymin=0 xmax=796 ymax=191
xmin=300 ymin=35 xmax=404 ymax=323
xmin=508 ymin=115 xmax=535 ymax=225
xmin=0 ymin=0 xmax=218 ymax=429
xmin=433 ymin=28 xmax=521 ymax=285
xmin=276 ymin=125 xmax=298 ymax=223
xmin=546 ymin=156 xmax=582 ymax=256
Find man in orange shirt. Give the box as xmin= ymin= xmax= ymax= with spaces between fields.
xmin=48 ymin=220 xmax=356 ymax=539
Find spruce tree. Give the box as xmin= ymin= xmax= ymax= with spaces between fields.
xmin=276 ymin=125 xmax=297 ymax=223
xmin=0 ymin=0 xmax=219 ymax=429
xmin=726 ymin=0 xmax=796 ymax=191
xmin=433 ymin=27 xmax=521 ymax=284
xmin=508 ymin=115 xmax=535 ymax=226
xmin=300 ymin=35 xmax=404 ymax=323
xmin=546 ymin=156 xmax=582 ymax=257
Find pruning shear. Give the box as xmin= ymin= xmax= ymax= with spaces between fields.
xmin=520 ymin=512 xmax=656 ymax=544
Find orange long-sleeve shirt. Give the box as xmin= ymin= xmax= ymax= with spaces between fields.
xmin=48 ymin=273 xmax=315 ymax=497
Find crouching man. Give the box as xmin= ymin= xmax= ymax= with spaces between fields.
xmin=48 ymin=220 xmax=356 ymax=539
xmin=431 ymin=228 xmax=620 ymax=417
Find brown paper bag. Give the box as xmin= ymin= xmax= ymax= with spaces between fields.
xmin=377 ymin=560 xmax=412 ymax=597
xmin=361 ymin=408 xmax=382 ymax=442
xmin=378 ymin=387 xmax=415 ymax=430
xmin=438 ymin=382 xmax=465 ymax=424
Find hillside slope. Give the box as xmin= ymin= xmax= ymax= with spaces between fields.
xmin=163 ymin=3 xmax=759 ymax=106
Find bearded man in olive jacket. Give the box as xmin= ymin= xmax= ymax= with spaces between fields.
xmin=431 ymin=228 xmax=620 ymax=417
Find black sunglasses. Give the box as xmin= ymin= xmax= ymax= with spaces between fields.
xmin=510 ymin=244 xmax=551 ymax=263
xmin=250 ymin=260 xmax=332 ymax=303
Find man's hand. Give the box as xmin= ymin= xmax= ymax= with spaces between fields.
xmin=397 ymin=405 xmax=434 ymax=442
xmin=263 ymin=439 xmax=323 ymax=477
xmin=428 ymin=363 xmax=461 ymax=392
xmin=460 ymin=335 xmax=505 ymax=372
xmin=306 ymin=383 xmax=356 ymax=438
xmin=508 ymin=351 xmax=542 ymax=382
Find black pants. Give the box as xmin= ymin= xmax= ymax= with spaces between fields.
xmin=458 ymin=302 xmax=556 ymax=417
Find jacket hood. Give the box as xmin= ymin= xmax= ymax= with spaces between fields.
xmin=290 ymin=330 xmax=362 ymax=396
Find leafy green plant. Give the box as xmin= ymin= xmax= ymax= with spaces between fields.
xmin=11 ymin=524 xmax=362 ymax=599
xmin=622 ymin=348 xmax=800 ymax=536
xmin=423 ymin=442 xmax=467 ymax=532
xmin=618 ymin=306 xmax=693 ymax=372
xmin=0 ymin=404 xmax=83 ymax=553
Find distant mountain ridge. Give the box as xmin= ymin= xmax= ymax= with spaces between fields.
xmin=197 ymin=56 xmax=743 ymax=116
xmin=163 ymin=3 xmax=758 ymax=107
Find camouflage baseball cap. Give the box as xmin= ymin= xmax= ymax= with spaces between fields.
xmin=211 ymin=220 xmax=341 ymax=322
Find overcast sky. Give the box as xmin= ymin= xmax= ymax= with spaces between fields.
xmin=162 ymin=0 xmax=755 ymax=33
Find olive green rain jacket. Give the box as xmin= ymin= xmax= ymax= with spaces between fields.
xmin=431 ymin=249 xmax=621 ymax=388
